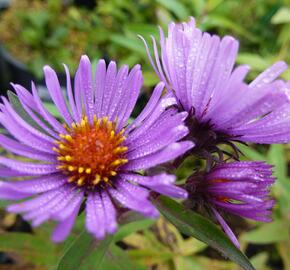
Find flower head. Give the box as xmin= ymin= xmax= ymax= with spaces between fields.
xmin=0 ymin=55 xmax=193 ymax=242
xmin=142 ymin=17 xmax=290 ymax=157
xmin=185 ymin=161 xmax=275 ymax=247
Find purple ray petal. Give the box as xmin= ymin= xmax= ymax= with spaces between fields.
xmin=121 ymin=173 xmax=188 ymax=199
xmin=85 ymin=192 xmax=106 ymax=239
xmin=44 ymin=65 xmax=73 ymax=125
xmin=79 ymin=55 xmax=94 ymax=122
xmin=0 ymin=181 xmax=34 ymax=200
xmin=107 ymin=64 xmax=129 ymax=120
xmin=0 ymin=134 xmax=56 ymax=162
xmin=94 ymin=59 xmax=107 ymax=118
xmin=126 ymin=82 xmax=164 ymax=133
xmin=211 ymin=206 xmax=240 ymax=248
xmin=63 ymin=64 xmax=80 ymax=123
xmin=101 ymin=191 xmax=117 ymax=234
xmin=108 ymin=185 xmax=158 ymax=218
xmin=0 ymin=157 xmax=57 ymax=175
xmin=51 ymin=199 xmax=82 ymax=242
xmin=100 ymin=61 xmax=117 ymax=118
xmin=124 ymin=141 xmax=194 ymax=170
xmin=31 ymin=82 xmax=67 ymax=134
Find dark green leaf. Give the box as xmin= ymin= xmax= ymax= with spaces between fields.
xmin=154 ymin=196 xmax=255 ymax=270
xmin=57 ymin=230 xmax=113 ymax=270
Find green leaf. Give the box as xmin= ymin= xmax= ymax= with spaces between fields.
xmin=96 ymin=244 xmax=147 ymax=270
xmin=238 ymin=144 xmax=266 ymax=161
xmin=114 ymin=218 xmax=155 ymax=242
xmin=154 ymin=196 xmax=255 ymax=270
xmin=156 ymin=0 xmax=189 ymax=20
xmin=110 ymin=34 xmax=145 ymax=55
xmin=57 ymin=230 xmax=113 ymax=270
xmin=267 ymin=145 xmax=290 ymax=210
xmin=125 ymin=23 xmax=159 ymax=38
xmin=241 ymin=220 xmax=289 ymax=244
xmin=203 ymin=15 xmax=259 ymax=42
xmin=0 ymin=232 xmax=56 ymax=266
xmin=0 ymin=200 xmax=10 ymax=208
xmin=7 ymin=91 xmax=47 ymax=133
xmin=277 ymin=241 xmax=290 ymax=270
xmin=43 ymin=101 xmax=61 ymax=118
xmin=271 ymin=7 xmax=290 ymax=24
xmin=267 ymin=144 xmax=287 ymax=182
xmin=142 ymin=71 xmax=160 ymax=87
xmin=250 ymin=252 xmax=269 ymax=270
xmin=237 ymin=53 xmax=271 ymax=71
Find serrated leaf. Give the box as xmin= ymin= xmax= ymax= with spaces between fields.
xmin=57 ymin=230 xmax=113 ymax=270
xmin=154 ymin=196 xmax=255 ymax=270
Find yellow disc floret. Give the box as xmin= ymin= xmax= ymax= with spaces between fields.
xmin=54 ymin=115 xmax=128 ymax=187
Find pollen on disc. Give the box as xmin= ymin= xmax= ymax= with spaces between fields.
xmin=54 ymin=116 xmax=128 ymax=187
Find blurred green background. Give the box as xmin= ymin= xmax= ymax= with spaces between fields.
xmin=0 ymin=0 xmax=290 ymax=269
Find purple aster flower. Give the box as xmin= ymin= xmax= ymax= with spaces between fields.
xmin=141 ymin=17 xmax=290 ymax=157
xmin=0 ymin=55 xmax=193 ymax=242
xmin=185 ymin=161 xmax=275 ymax=248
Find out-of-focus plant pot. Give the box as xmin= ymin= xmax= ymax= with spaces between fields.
xmin=0 ymin=46 xmax=67 ymax=97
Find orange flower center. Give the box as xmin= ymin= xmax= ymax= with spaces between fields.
xmin=53 ymin=116 xmax=128 ymax=187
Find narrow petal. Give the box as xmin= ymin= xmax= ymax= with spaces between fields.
xmin=108 ymin=185 xmax=158 ymax=218
xmin=85 ymin=192 xmax=106 ymax=239
xmin=124 ymin=141 xmax=194 ymax=170
xmin=101 ymin=191 xmax=118 ymax=234
xmin=211 ymin=206 xmax=240 ymax=248
xmin=79 ymin=55 xmax=94 ymax=122
xmin=51 ymin=201 xmax=81 ymax=242
xmin=0 ymin=157 xmax=57 ymax=175
xmin=44 ymin=65 xmax=73 ymax=125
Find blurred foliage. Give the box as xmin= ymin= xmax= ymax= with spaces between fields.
xmin=0 ymin=0 xmax=290 ymax=269
xmin=1 ymin=0 xmax=290 ymax=85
